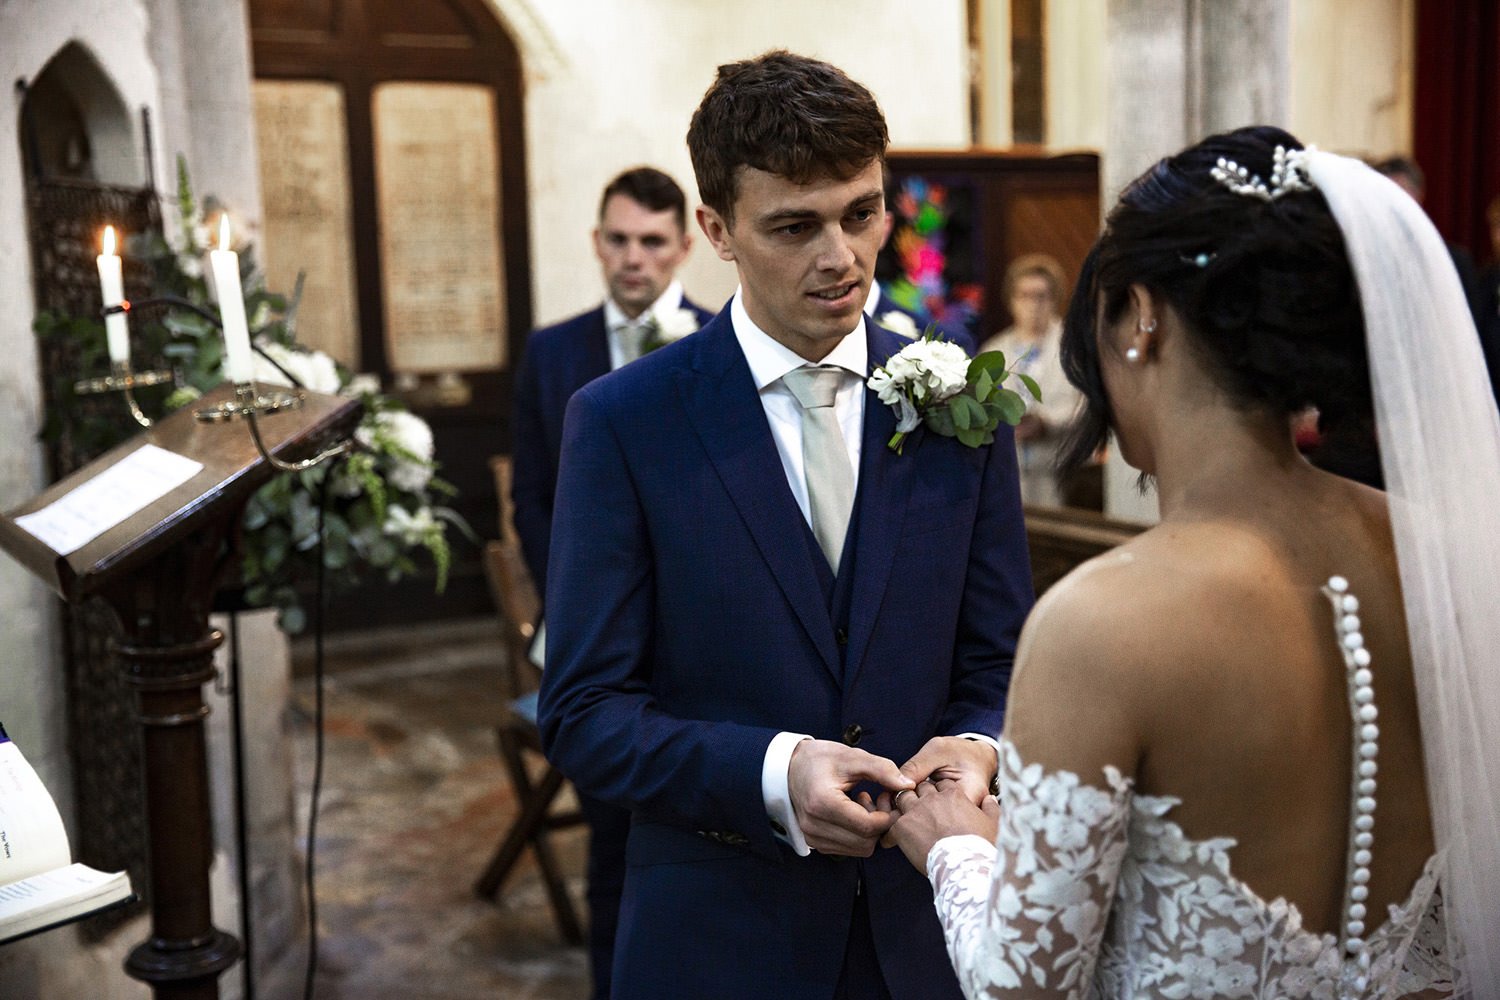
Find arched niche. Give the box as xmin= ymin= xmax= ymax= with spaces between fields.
xmin=19 ymin=41 xmax=143 ymax=186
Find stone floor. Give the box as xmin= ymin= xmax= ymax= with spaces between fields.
xmin=288 ymin=617 xmax=590 ymax=999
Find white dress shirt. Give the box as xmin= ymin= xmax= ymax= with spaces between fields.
xmin=732 ymin=292 xmax=866 ymax=856
xmin=604 ymin=280 xmax=686 ymax=371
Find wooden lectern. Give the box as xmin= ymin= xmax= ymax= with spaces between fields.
xmin=0 ymin=383 xmax=360 ymax=1000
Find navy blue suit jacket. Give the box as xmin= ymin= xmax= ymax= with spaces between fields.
xmin=510 ymin=298 xmax=717 ymax=595
xmin=538 ymin=310 xmax=1033 ymax=999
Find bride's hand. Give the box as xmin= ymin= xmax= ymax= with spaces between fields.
xmin=882 ymin=781 xmax=1000 ymax=872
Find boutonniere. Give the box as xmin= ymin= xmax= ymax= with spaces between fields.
xmin=642 ymin=307 xmax=701 ymax=353
xmin=867 ymin=326 xmax=1041 ymax=454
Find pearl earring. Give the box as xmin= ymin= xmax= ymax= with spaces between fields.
xmin=1125 ymin=347 xmax=1141 ymax=362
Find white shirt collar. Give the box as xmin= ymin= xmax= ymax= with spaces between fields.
xmin=604 ymin=279 xmax=685 ymax=331
xmin=862 ymin=279 xmax=883 ymax=317
xmin=731 ymin=289 xmax=868 ymax=391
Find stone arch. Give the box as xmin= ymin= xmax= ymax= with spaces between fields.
xmin=19 ymin=41 xmax=143 ymax=186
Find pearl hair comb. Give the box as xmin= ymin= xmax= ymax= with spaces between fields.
xmin=1210 ymin=145 xmax=1316 ymax=202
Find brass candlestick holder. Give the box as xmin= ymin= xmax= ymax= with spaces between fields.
xmin=194 ymin=382 xmax=352 ymax=472
xmin=73 ymin=361 xmax=176 ymax=429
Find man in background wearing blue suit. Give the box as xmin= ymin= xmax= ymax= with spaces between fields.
xmin=540 ymin=52 xmax=1032 ymax=1000
xmin=510 ymin=165 xmax=716 ymax=1000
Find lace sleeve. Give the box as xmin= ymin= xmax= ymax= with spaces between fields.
xmin=926 ymin=738 xmax=1133 ymax=1000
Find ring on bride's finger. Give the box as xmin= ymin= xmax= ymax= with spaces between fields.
xmin=892 ymin=789 xmax=909 ymax=806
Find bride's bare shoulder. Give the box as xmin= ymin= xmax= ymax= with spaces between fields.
xmin=1014 ymin=524 xmax=1285 ymax=687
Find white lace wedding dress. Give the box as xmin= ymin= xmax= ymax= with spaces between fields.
xmin=925 ymin=580 xmax=1456 ymax=999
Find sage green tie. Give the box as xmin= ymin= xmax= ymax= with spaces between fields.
xmin=783 ymin=365 xmax=855 ymax=573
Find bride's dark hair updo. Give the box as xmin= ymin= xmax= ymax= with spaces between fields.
xmin=1058 ymin=124 xmax=1371 ymax=473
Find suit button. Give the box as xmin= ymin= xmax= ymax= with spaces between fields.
xmin=842 ymin=723 xmax=862 ymax=746
xmin=835 ymin=628 xmax=849 ymax=646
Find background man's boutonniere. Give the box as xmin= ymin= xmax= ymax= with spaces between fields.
xmin=876 ymin=310 xmax=920 ymax=340
xmin=642 ymin=307 xmax=701 ymax=353
xmin=867 ymin=326 xmax=1041 ymax=454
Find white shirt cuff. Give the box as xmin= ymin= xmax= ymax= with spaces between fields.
xmin=762 ymin=731 xmax=813 ymax=856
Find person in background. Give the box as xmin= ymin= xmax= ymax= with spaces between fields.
xmin=1374 ymin=156 xmax=1481 ymax=318
xmin=539 ymin=50 xmax=1031 ymax=1000
xmin=979 ymin=254 xmax=1082 ymax=506
xmin=509 ymin=164 xmax=717 ymax=1000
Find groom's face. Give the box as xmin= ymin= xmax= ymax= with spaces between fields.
xmin=698 ymin=159 xmax=885 ymax=362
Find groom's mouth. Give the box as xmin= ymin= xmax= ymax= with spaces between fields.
xmin=807 ymin=281 xmax=860 ymax=312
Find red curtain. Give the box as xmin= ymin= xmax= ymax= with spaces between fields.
xmin=1414 ymin=1 xmax=1500 ymax=265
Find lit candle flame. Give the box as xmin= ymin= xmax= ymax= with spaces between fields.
xmin=218 ymin=214 xmax=231 ymax=251
xmin=102 ymin=225 xmax=117 ymax=256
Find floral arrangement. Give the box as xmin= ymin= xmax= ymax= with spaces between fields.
xmin=885 ymin=176 xmax=983 ymax=340
xmin=34 ymin=158 xmax=466 ymax=633
xmin=868 ymin=327 xmax=1040 ymax=454
xmin=641 ymin=306 xmax=701 ymax=353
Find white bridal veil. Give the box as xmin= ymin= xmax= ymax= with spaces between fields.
xmin=1307 ymin=150 xmax=1500 ymax=995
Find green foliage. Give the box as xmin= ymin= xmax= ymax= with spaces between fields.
xmin=34 ymin=155 xmax=465 ymax=633
xmin=879 ymin=326 xmax=1044 ymax=454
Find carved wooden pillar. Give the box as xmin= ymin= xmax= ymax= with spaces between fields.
xmin=97 ymin=517 xmax=243 ymax=998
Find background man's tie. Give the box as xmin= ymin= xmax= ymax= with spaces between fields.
xmin=783 ymin=365 xmax=856 ymax=573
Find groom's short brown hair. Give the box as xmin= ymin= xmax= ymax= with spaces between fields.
xmin=687 ymin=50 xmax=889 ymax=226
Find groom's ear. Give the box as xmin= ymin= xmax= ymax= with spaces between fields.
xmin=696 ymin=204 xmax=737 ymax=263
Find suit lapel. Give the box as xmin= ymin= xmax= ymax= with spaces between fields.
xmin=678 ymin=318 xmax=841 ymax=678
xmin=842 ymin=321 xmax=919 ymax=689
xmin=581 ymin=307 xmax=612 ymax=381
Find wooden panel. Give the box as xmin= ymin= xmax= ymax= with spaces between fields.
xmin=249 ymin=0 xmax=340 ymax=41
xmin=999 ymin=186 xmax=1098 ymax=300
xmin=371 ymin=0 xmax=476 ymax=47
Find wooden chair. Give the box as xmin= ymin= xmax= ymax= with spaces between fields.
xmin=473 ymin=457 xmax=585 ymax=945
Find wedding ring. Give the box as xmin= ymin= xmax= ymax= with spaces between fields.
xmin=892 ymin=789 xmax=910 ymax=807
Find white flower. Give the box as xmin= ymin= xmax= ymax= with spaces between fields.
xmin=251 ymin=342 xmax=341 ymax=394
xmin=654 ymin=307 xmax=700 ymax=343
xmin=178 ymin=254 xmax=203 ymax=279
xmin=341 ymin=373 xmax=382 ymax=397
xmin=878 ymin=310 xmax=920 ymax=340
xmin=357 ymin=409 xmax=435 ymax=493
xmin=383 ymin=504 xmax=437 ymax=544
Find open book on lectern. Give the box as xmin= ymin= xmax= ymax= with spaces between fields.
xmin=0 ymin=723 xmax=133 ymax=943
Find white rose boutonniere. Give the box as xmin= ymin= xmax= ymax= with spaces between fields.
xmin=868 ymin=325 xmax=1041 ymax=454
xmin=877 ymin=310 xmax=921 ymax=341
xmin=642 ymin=307 xmax=701 ymax=353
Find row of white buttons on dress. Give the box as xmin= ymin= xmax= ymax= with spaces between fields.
xmin=1325 ymin=575 xmax=1377 ymax=989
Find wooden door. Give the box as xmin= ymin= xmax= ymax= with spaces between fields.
xmin=249 ymin=0 xmax=531 ymax=627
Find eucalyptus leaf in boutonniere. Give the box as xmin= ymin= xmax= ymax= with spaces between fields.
xmin=641 ymin=307 xmax=701 ymax=353
xmin=867 ymin=325 xmax=1041 ymax=454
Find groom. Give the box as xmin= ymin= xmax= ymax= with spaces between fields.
xmin=539 ymin=51 xmax=1032 ymax=1000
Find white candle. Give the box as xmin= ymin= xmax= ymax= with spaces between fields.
xmin=210 ymin=215 xmax=254 ymax=384
xmin=96 ymin=226 xmax=129 ymax=364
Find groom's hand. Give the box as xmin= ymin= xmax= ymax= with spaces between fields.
xmin=899 ymin=736 xmax=996 ymax=806
xmin=787 ymin=740 xmax=913 ymax=857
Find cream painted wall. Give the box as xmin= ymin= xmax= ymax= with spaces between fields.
xmin=1046 ymin=0 xmax=1107 ymax=151
xmin=490 ymin=0 xmax=973 ymax=326
xmin=1289 ymin=0 xmax=1413 ymax=158
xmin=0 ymin=6 xmax=160 ymax=991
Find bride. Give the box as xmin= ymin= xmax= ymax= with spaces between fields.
xmin=882 ymin=126 xmax=1500 ymax=998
